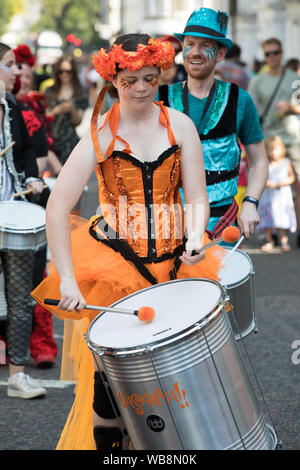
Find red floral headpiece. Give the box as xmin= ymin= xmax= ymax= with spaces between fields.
xmin=13 ymin=44 xmax=36 ymax=67
xmin=92 ymin=38 xmax=175 ymax=81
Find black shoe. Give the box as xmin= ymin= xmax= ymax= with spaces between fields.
xmin=93 ymin=426 xmax=127 ymax=451
xmin=272 ymin=233 xmax=279 ymax=246
xmin=297 ymin=232 xmax=300 ymax=248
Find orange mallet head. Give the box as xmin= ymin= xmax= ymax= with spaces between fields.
xmin=136 ymin=306 xmax=156 ymax=323
xmin=222 ymin=225 xmax=240 ymax=244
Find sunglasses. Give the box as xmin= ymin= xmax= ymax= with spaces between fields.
xmin=58 ymin=69 xmax=72 ymax=74
xmin=264 ymin=50 xmax=282 ymax=57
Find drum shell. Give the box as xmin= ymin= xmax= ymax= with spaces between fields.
xmin=0 ymin=227 xmax=46 ymax=252
xmin=89 ymin=300 xmax=275 ymax=450
xmin=220 ymin=249 xmax=257 ymax=340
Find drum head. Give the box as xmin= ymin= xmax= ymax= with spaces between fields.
xmin=218 ymin=249 xmax=252 ymax=287
xmin=0 ymin=201 xmax=45 ymax=231
xmin=88 ymin=279 xmax=223 ymax=351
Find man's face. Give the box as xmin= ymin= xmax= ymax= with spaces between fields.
xmin=182 ymin=36 xmax=226 ymax=79
xmin=263 ymin=43 xmax=283 ymax=70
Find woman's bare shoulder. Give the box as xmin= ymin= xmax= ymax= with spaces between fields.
xmin=166 ymin=106 xmax=199 ymax=143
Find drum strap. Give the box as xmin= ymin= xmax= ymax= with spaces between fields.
xmin=169 ymin=199 xmax=239 ymax=280
xmin=89 ymin=216 xmax=159 ymax=285
xmin=206 ymin=198 xmax=239 ymax=240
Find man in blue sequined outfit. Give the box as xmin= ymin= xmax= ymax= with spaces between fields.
xmin=159 ymin=8 xmax=268 ymax=241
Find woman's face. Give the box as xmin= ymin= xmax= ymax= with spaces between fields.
xmin=57 ymin=60 xmax=73 ymax=84
xmin=113 ymin=66 xmax=159 ymax=107
xmin=0 ymin=50 xmax=19 ymax=92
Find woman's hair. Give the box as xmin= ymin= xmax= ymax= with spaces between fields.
xmin=0 ymin=43 xmax=11 ymax=61
xmin=265 ymin=135 xmax=286 ymax=160
xmin=51 ymin=54 xmax=82 ymax=98
xmin=106 ymin=33 xmax=152 ymax=99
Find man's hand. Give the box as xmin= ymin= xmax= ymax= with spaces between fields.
xmin=238 ymin=201 xmax=260 ymax=240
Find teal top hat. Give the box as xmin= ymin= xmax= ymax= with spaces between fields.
xmin=174 ymin=7 xmax=233 ymax=50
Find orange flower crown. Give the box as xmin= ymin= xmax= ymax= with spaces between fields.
xmin=92 ymin=38 xmax=175 ymax=81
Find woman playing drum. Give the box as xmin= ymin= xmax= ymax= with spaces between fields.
xmin=0 ymin=42 xmax=46 ymax=398
xmin=32 ymin=34 xmax=225 ymax=450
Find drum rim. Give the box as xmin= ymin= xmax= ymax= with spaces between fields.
xmin=87 ymin=278 xmax=226 ymax=357
xmin=220 ymin=248 xmax=254 ymax=288
xmin=0 ymin=200 xmax=46 ymax=232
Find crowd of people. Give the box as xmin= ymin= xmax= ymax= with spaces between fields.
xmin=0 ymin=4 xmax=299 ymax=451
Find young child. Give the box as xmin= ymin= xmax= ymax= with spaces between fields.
xmin=258 ymin=135 xmax=296 ymax=252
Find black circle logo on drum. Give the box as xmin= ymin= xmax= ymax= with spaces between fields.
xmin=146 ymin=415 xmax=165 ymax=432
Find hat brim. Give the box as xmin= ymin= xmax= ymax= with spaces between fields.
xmin=174 ymin=32 xmax=232 ymax=50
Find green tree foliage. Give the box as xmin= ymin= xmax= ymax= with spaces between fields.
xmin=31 ymin=0 xmax=104 ymax=50
xmin=0 ymin=0 xmax=15 ymax=36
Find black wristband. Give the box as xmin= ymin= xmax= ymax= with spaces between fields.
xmin=243 ymin=196 xmax=259 ymax=208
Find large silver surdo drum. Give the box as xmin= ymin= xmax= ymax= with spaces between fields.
xmin=86 ymin=279 xmax=277 ymax=450
xmin=0 ymin=201 xmax=46 ymax=252
xmin=218 ymin=249 xmax=257 ymax=340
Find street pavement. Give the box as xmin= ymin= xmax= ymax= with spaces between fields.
xmin=0 ymin=221 xmax=300 ymax=451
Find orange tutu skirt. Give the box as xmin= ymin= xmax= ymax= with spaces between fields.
xmin=32 ymin=217 xmax=225 ymax=450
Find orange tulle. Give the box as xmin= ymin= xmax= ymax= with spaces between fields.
xmin=31 ymin=217 xmax=225 ymax=450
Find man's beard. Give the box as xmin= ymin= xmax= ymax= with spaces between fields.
xmin=185 ymin=59 xmax=216 ymax=80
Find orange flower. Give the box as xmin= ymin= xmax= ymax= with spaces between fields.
xmin=92 ymin=38 xmax=175 ymax=81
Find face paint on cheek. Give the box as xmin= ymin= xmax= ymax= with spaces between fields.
xmin=183 ymin=46 xmax=193 ymax=62
xmin=204 ymin=46 xmax=217 ymax=63
xmin=146 ymin=76 xmax=159 ymax=88
xmin=0 ymin=64 xmax=11 ymax=74
xmin=120 ymin=78 xmax=135 ymax=90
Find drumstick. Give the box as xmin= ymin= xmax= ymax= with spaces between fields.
xmin=44 ymin=298 xmax=156 ymax=323
xmin=191 ymin=226 xmax=240 ymax=255
xmin=222 ymin=235 xmax=245 ymax=263
xmin=10 ymin=184 xmax=48 ymax=199
xmin=0 ymin=141 xmax=15 ymax=157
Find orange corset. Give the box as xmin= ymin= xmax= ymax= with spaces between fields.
xmin=91 ymin=93 xmax=184 ymax=261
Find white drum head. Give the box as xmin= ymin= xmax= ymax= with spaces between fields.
xmin=218 ymin=249 xmax=252 ymax=287
xmin=88 ymin=279 xmax=223 ymax=350
xmin=0 ymin=201 xmax=46 ymax=231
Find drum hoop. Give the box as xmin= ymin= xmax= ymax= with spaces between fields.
xmin=221 ymin=248 xmax=254 ymax=289
xmin=0 ymin=201 xmax=46 ymax=233
xmin=87 ymin=278 xmax=226 ymax=358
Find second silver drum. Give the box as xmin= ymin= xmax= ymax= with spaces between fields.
xmin=218 ymin=248 xmax=257 ymax=340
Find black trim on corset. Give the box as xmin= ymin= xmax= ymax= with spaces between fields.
xmin=200 ymin=83 xmax=239 ymax=140
xmin=111 ymin=145 xmax=179 ymax=169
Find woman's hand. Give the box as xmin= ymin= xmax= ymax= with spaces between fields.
xmin=179 ymin=250 xmax=205 ymax=266
xmin=58 ymin=277 xmax=87 ymax=313
xmin=179 ymin=232 xmax=205 ymax=266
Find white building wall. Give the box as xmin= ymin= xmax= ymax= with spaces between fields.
xmin=117 ymin=0 xmax=299 ymax=68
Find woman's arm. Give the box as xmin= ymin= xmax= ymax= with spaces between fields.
xmin=171 ymin=110 xmax=210 ymax=265
xmin=46 ymin=127 xmax=97 ymax=312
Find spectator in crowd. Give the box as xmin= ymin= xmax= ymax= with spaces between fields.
xmin=159 ymin=35 xmax=187 ymax=85
xmin=216 ymin=43 xmax=252 ymax=90
xmin=258 ymin=135 xmax=296 ymax=252
xmin=285 ymin=58 xmax=300 ymax=74
xmin=45 ymin=54 xmax=89 ymax=166
xmin=248 ymin=38 xmax=300 ymax=246
xmin=13 ymin=44 xmax=58 ymax=368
